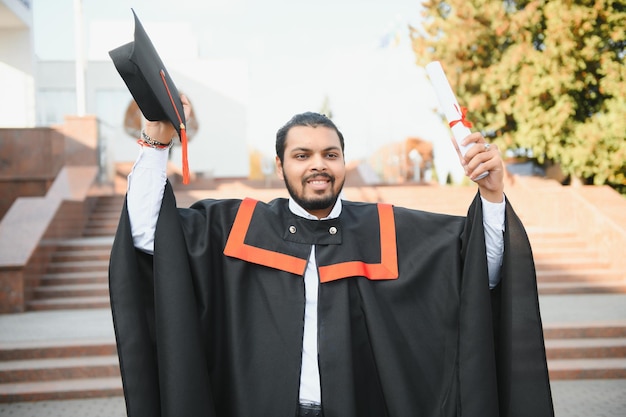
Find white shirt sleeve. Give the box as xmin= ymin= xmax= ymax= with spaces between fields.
xmin=480 ymin=196 xmax=505 ymax=289
xmin=126 ymin=147 xmax=169 ymax=254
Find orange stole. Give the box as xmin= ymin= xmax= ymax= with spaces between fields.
xmin=223 ymin=198 xmax=398 ymax=282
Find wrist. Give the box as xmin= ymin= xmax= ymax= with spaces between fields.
xmin=479 ymin=188 xmax=504 ymax=204
xmin=144 ymin=121 xmax=174 ymax=145
xmin=138 ymin=129 xmax=174 ymax=150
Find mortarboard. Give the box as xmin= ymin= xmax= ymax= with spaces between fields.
xmin=109 ymin=9 xmax=190 ymax=184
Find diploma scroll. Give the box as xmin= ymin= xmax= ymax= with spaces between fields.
xmin=425 ymin=61 xmax=488 ymax=180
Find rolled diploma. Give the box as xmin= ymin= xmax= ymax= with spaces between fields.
xmin=425 ymin=61 xmax=488 ymax=179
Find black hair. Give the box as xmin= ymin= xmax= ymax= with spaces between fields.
xmin=275 ymin=112 xmax=345 ymax=162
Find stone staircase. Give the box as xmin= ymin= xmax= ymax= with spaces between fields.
xmin=1 ymin=179 xmax=625 ymax=402
xmin=26 ymin=196 xmax=124 ymax=312
xmin=544 ymin=323 xmax=626 ymax=380
xmin=0 ymin=339 xmax=121 ymax=402
xmin=26 ymin=238 xmax=112 ymax=311
xmin=532 ymin=228 xmax=626 ymax=295
xmin=0 ymin=195 xmax=124 ymax=402
xmin=350 ymin=182 xmax=626 ymax=383
xmin=507 ymin=180 xmax=626 ymax=383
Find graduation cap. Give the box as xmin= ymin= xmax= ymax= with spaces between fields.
xmin=109 ymin=9 xmax=190 ymax=184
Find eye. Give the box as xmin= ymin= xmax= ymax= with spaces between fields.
xmin=294 ymin=153 xmax=308 ymax=160
xmin=326 ymin=152 xmax=340 ymax=159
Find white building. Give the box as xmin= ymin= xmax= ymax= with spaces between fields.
xmin=0 ymin=0 xmax=35 ymax=127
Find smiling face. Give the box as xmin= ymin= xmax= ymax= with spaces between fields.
xmin=276 ymin=125 xmax=346 ymax=219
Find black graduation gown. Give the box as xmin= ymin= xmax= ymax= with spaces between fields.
xmin=108 ymin=183 xmax=554 ymax=417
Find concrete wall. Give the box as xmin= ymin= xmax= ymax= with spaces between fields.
xmin=0 ymin=127 xmax=64 ymax=217
xmin=0 ymin=115 xmax=99 ymax=217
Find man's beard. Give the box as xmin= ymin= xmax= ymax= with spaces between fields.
xmin=283 ymin=173 xmax=344 ymax=213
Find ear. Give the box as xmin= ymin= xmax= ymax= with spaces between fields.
xmin=275 ymin=156 xmax=284 ymax=180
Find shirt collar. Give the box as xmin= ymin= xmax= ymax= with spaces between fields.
xmin=288 ymin=197 xmax=342 ymax=220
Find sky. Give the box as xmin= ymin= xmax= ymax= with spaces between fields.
xmin=32 ymin=0 xmax=458 ymax=166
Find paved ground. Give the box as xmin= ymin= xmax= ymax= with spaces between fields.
xmin=0 ymin=309 xmax=114 ymax=344
xmin=551 ymin=379 xmax=626 ymax=417
xmin=3 ymin=380 xmax=624 ymax=417
xmin=539 ymin=293 xmax=626 ymax=324
xmin=1 ymin=380 xmax=625 ymax=417
xmin=1 ymin=294 xmax=625 ymax=416
xmin=0 ymin=397 xmax=126 ymax=417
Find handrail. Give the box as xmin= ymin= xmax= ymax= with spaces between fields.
xmin=0 ymin=166 xmax=98 ymax=268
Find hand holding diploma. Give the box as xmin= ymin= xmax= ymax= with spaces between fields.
xmin=425 ymin=61 xmax=504 ymax=203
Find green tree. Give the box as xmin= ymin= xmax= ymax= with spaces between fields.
xmin=411 ymin=0 xmax=626 ymax=190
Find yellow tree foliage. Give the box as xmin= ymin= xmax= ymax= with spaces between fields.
xmin=411 ymin=0 xmax=626 ymax=189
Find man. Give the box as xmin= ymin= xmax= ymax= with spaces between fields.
xmin=109 ymin=97 xmax=554 ymax=417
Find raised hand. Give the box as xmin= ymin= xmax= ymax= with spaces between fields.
xmin=452 ymin=132 xmax=505 ymax=203
xmin=143 ymin=94 xmax=192 ymax=145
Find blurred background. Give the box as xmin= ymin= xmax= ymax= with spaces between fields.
xmin=10 ymin=0 xmax=463 ymax=184
xmin=3 ymin=0 xmax=623 ymax=190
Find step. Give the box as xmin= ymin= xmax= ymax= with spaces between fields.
xmin=34 ymin=284 xmax=109 ymax=299
xmin=40 ymin=271 xmax=108 ymax=286
xmin=534 ymin=257 xmax=611 ymax=272
xmin=46 ymin=260 xmax=109 ymax=274
xmin=92 ymin=196 xmax=125 ymax=205
xmin=545 ymin=338 xmax=626 ymax=359
xmin=87 ymin=211 xmax=122 ymax=220
xmin=85 ymin=220 xmax=120 ymax=231
xmin=538 ymin=281 xmax=626 ymax=295
xmin=84 ymin=223 xmax=120 ymax=234
xmin=0 ymin=338 xmax=122 ymax=402
xmin=526 ymin=229 xmax=581 ymax=240
xmin=0 ymin=356 xmax=120 ymax=383
xmin=529 ymin=238 xmax=588 ymax=250
xmin=536 ymin=269 xmax=625 ymax=282
xmin=87 ymin=214 xmax=121 ymax=225
xmin=543 ymin=323 xmax=626 ymax=339
xmin=533 ymin=247 xmax=600 ymax=260
xmin=44 ymin=244 xmax=113 ymax=254
xmin=0 ymin=339 xmax=117 ymax=361
xmin=0 ymin=377 xmax=123 ymax=402
xmin=83 ymin=228 xmax=119 ymax=237
xmin=91 ymin=200 xmax=123 ymax=208
xmin=548 ymin=358 xmax=626 ymax=380
xmin=40 ymin=237 xmax=114 ymax=251
xmin=27 ymin=296 xmax=111 ymax=311
xmin=52 ymin=239 xmax=114 ymax=247
xmin=51 ymin=249 xmax=111 ymax=262
xmin=89 ymin=210 xmax=123 ymax=219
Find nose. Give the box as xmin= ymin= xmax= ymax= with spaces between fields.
xmin=310 ymin=153 xmax=327 ymax=172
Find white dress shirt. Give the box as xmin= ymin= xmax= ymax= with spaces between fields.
xmin=127 ymin=146 xmax=505 ymax=405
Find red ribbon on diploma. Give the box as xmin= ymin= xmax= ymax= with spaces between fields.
xmin=449 ymin=104 xmax=473 ymax=129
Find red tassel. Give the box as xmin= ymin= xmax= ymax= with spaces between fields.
xmin=181 ymin=124 xmax=189 ymax=185
xmin=159 ymin=69 xmax=190 ymax=185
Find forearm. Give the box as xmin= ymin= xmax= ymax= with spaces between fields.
xmin=481 ymin=196 xmax=505 ymax=289
xmin=127 ymin=146 xmax=169 ymax=253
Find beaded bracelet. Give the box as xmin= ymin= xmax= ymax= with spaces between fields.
xmin=138 ymin=129 xmax=174 ymax=150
